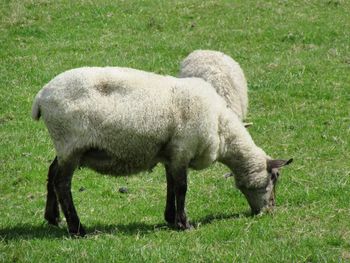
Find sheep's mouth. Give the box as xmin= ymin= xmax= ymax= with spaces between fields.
xmin=251 ymin=204 xmax=275 ymax=215
xmin=251 ymin=194 xmax=276 ymax=215
xmin=251 ymin=208 xmax=261 ymax=215
xmin=269 ymin=190 xmax=276 ymax=207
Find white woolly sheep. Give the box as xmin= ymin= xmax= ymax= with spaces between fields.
xmin=32 ymin=66 xmax=292 ymax=236
xmin=179 ymin=50 xmax=248 ymax=121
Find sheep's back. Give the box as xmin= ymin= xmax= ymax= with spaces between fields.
xmin=179 ymin=50 xmax=248 ymax=120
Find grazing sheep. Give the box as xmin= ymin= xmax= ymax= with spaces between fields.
xmin=179 ymin=50 xmax=248 ymax=121
xmin=32 ymin=67 xmax=292 ymax=236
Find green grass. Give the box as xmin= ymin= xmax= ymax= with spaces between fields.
xmin=1 ymin=0 xmax=350 ymax=262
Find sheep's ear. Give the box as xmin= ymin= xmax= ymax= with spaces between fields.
xmin=267 ymin=158 xmax=293 ymax=172
xmin=267 ymin=158 xmax=293 ymax=182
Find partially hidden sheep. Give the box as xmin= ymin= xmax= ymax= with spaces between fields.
xmin=179 ymin=50 xmax=248 ymax=121
xmin=32 ymin=66 xmax=292 ymax=236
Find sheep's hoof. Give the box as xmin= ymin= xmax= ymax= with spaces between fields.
xmin=69 ymin=225 xmax=86 ymax=238
xmin=175 ymin=219 xmax=193 ymax=231
xmin=164 ymin=211 xmax=175 ymax=225
xmin=45 ymin=214 xmax=60 ymax=226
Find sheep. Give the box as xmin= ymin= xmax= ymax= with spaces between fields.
xmin=32 ymin=66 xmax=292 ymax=237
xmin=179 ymin=50 xmax=248 ymax=121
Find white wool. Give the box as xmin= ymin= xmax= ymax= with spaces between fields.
xmin=179 ymin=50 xmax=248 ymax=120
xmin=32 ymin=67 xmax=268 ymax=189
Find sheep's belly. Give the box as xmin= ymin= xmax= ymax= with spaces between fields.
xmin=80 ymin=148 xmax=158 ymax=176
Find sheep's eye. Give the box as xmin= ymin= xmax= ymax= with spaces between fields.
xmin=271 ymin=173 xmax=276 ymax=182
xmin=271 ymin=171 xmax=279 ymax=184
xmin=271 ymin=174 xmax=279 ymax=197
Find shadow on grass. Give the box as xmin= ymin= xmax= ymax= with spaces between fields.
xmin=0 ymin=212 xmax=250 ymax=240
xmin=191 ymin=211 xmax=251 ymax=227
xmin=0 ymin=223 xmax=68 ymax=240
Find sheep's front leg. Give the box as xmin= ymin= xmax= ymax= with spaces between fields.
xmin=54 ymin=162 xmax=86 ymax=237
xmin=164 ymin=165 xmax=175 ymax=224
xmin=44 ymin=157 xmax=60 ymax=225
xmin=172 ymin=167 xmax=192 ymax=230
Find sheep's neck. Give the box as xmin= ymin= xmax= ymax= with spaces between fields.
xmin=218 ymin=118 xmax=263 ymax=176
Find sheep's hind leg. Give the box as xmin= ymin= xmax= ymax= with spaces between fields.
xmin=172 ymin=167 xmax=192 ymax=230
xmin=44 ymin=157 xmax=60 ymax=226
xmin=164 ymin=165 xmax=176 ymax=224
xmin=54 ymin=161 xmax=86 ymax=237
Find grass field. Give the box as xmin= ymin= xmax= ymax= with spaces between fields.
xmin=1 ymin=0 xmax=349 ymax=262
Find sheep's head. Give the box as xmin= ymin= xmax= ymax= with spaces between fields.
xmin=228 ymin=158 xmax=293 ymax=215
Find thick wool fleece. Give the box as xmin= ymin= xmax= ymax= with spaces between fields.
xmin=32 ymin=67 xmax=268 ymax=189
xmin=179 ymin=50 xmax=248 ymax=120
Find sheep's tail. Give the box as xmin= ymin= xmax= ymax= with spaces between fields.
xmin=31 ymin=90 xmax=42 ymax=121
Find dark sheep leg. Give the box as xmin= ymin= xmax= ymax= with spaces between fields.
xmin=54 ymin=161 xmax=86 ymax=237
xmin=44 ymin=157 xmax=60 ymax=225
xmin=173 ymin=167 xmax=192 ymax=230
xmin=164 ymin=165 xmax=176 ymax=224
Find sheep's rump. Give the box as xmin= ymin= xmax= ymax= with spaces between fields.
xmin=32 ymin=67 xmax=223 ymax=175
xmin=179 ymin=50 xmax=248 ymax=120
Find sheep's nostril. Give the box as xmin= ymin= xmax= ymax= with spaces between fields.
xmin=251 ymin=209 xmax=260 ymax=215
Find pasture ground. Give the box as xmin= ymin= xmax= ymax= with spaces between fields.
xmin=0 ymin=0 xmax=349 ymax=262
